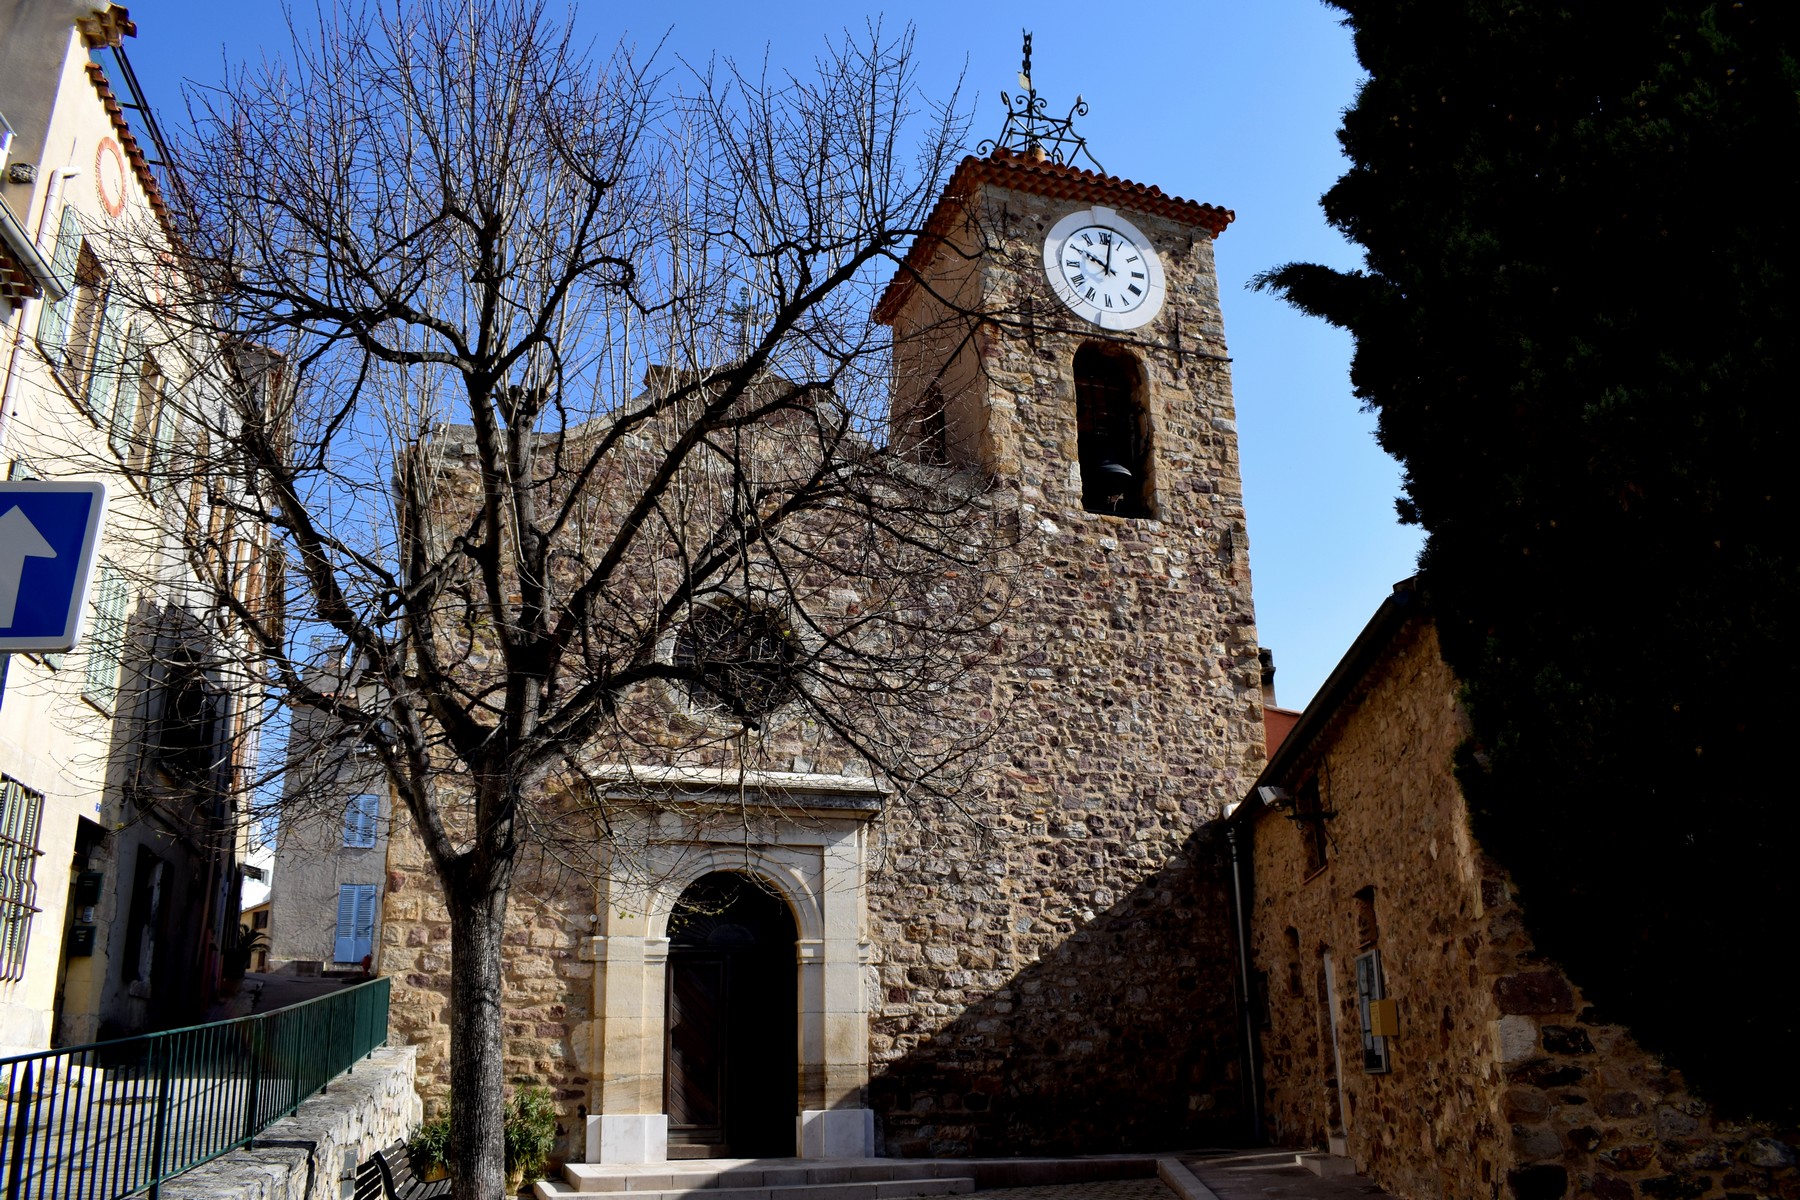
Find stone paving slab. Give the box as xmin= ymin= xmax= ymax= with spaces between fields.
xmin=1182 ymin=1151 xmax=1392 ymax=1200
xmin=969 ymin=1178 xmax=1173 ymax=1200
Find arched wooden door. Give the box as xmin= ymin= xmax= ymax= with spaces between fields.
xmin=665 ymin=872 xmax=798 ymax=1157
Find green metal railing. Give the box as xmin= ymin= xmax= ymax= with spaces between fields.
xmin=0 ymin=976 xmax=390 ymax=1200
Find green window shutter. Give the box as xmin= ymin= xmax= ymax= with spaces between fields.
xmin=85 ymin=303 xmax=124 ymax=431
xmin=33 ymin=208 xmax=82 ymax=355
xmin=151 ymin=385 xmax=180 ymax=488
xmin=109 ymin=326 xmax=142 ymax=460
xmin=82 ymin=564 xmax=130 ymax=707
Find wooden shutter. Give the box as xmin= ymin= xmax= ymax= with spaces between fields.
xmin=82 ymin=564 xmax=130 ymax=706
xmin=109 ymin=326 xmax=141 ymax=460
xmin=151 ymin=383 xmax=180 ymax=486
xmin=334 ymin=885 xmax=359 ymax=962
xmin=33 ymin=207 xmax=82 ymax=353
xmin=352 ymin=884 xmax=377 ymax=960
xmin=85 ymin=303 xmax=125 ymax=430
xmin=343 ymin=794 xmax=378 ymax=848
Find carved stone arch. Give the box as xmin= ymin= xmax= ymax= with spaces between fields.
xmin=647 ymin=852 xmax=824 ymax=944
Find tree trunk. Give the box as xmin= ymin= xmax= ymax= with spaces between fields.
xmin=448 ymin=877 xmax=512 ymax=1200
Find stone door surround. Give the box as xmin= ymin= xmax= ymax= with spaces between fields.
xmin=582 ymin=768 xmax=883 ymax=1163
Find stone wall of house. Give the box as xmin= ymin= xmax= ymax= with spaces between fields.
xmin=1248 ymin=617 xmax=1798 ymax=1200
xmin=375 ymin=158 xmax=1267 ymax=1160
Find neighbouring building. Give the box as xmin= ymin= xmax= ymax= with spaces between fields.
xmin=0 ymin=1 xmax=270 ymax=1051
xmin=1232 ymin=579 xmax=1800 ymax=1200
xmin=372 ymin=125 xmax=1267 ymax=1164
xmin=265 ymin=670 xmax=392 ymax=975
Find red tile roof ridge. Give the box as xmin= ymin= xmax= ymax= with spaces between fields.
xmin=876 ymin=147 xmax=1234 ymax=324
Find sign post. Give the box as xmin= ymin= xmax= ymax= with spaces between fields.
xmin=0 ymin=481 xmax=108 ymax=652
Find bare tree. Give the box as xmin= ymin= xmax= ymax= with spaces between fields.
xmin=111 ymin=2 xmax=1009 ymax=1194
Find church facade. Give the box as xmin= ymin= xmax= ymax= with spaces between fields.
xmin=377 ymin=143 xmax=1267 ymax=1164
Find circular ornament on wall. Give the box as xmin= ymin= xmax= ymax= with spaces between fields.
xmin=1042 ymin=205 xmax=1167 ymax=331
xmin=95 ymin=137 xmax=128 ymax=218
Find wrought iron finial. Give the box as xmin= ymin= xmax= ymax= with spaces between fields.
xmin=977 ymin=30 xmax=1104 ymax=173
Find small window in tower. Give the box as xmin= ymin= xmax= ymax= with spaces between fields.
xmin=911 ymin=380 xmax=949 ymax=466
xmin=1073 ymin=344 xmax=1151 ymax=517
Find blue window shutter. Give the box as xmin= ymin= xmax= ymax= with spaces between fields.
xmin=334 ymin=885 xmax=359 ymax=962
xmin=343 ymin=794 xmax=378 ymax=848
xmin=353 ymin=884 xmax=377 ymax=960
xmin=34 ymin=208 xmax=82 ymax=353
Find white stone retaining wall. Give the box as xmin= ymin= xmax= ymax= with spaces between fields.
xmin=163 ymin=1046 xmax=422 ymax=1200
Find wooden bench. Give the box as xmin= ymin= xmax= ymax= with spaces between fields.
xmin=355 ymin=1142 xmax=452 ymax=1200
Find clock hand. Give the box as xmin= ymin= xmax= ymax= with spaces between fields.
xmin=1079 ymin=248 xmax=1108 ymax=272
xmin=1104 ymin=237 xmax=1115 ymax=276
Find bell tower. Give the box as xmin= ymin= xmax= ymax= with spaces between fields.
xmin=866 ymin=48 xmax=1269 ymax=1155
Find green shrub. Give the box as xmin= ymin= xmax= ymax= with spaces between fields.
xmin=407 ymin=1111 xmax=453 ymax=1177
xmin=504 ymin=1087 xmax=558 ymax=1181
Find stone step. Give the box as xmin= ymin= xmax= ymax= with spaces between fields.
xmin=537 ymin=1177 xmax=975 ymax=1200
xmin=555 ymin=1161 xmax=972 ymax=1194
xmin=1295 ymin=1152 xmax=1357 ymax=1178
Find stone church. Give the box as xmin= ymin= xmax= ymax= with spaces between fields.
xmin=377 ymin=119 xmax=1268 ymax=1165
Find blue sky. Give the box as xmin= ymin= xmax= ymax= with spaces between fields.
xmin=125 ymin=0 xmax=1421 ymax=712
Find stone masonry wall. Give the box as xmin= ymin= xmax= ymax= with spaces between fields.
xmin=376 ymin=160 xmax=1267 ymax=1160
xmin=866 ymin=174 xmax=1265 ymax=1155
xmin=1249 ymin=617 xmax=1799 ymax=1200
xmin=165 ymin=1046 xmax=421 ymax=1200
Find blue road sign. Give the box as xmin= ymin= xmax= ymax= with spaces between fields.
xmin=0 ymin=481 xmax=108 ymax=652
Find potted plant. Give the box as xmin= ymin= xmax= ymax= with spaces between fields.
xmin=222 ymin=924 xmax=268 ymax=980
xmin=504 ymin=1087 xmax=558 ymax=1190
xmin=408 ymin=1111 xmax=453 ymax=1183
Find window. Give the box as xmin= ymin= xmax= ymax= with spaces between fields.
xmin=0 ymin=776 xmax=45 ymax=982
xmin=342 ymin=793 xmax=379 ymax=849
xmin=150 ymin=653 xmax=219 ymax=779
xmin=906 ymin=380 xmax=948 ymax=466
xmin=120 ymin=847 xmax=165 ymax=986
xmin=1073 ymin=344 xmax=1152 ymax=517
xmin=1354 ymin=948 xmax=1391 ymax=1073
xmin=334 ymin=883 xmax=377 ymax=963
xmin=1294 ymin=776 xmax=1330 ymax=878
xmin=33 ymin=206 xmax=83 ymax=356
xmin=673 ymin=596 xmax=800 ymax=725
xmin=251 ymin=909 xmax=269 ymax=931
xmin=82 ymin=561 xmax=131 ymax=709
xmin=52 ymin=244 xmax=108 ymax=394
xmin=1353 ymin=885 xmax=1379 ymax=948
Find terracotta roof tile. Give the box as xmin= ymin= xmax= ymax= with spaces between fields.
xmin=876 ymin=148 xmax=1234 ymax=324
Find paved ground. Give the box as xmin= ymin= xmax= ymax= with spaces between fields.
xmin=1185 ymin=1151 xmax=1393 ymax=1200
xmin=203 ymin=971 xmax=361 ymax=1021
xmin=972 ymin=1181 xmax=1172 ymax=1200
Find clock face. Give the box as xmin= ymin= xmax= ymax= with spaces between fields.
xmin=1042 ymin=207 xmax=1166 ymax=331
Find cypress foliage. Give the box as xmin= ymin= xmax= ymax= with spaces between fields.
xmin=1261 ymin=2 xmax=1800 ymax=1118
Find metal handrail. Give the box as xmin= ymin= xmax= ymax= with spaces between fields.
xmin=0 ymin=975 xmax=390 ymax=1200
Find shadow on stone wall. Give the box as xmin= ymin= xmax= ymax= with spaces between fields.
xmin=870 ymin=821 xmax=1247 ymax=1157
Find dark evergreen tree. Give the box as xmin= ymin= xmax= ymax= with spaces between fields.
xmin=1261 ymin=2 xmax=1799 ymax=1118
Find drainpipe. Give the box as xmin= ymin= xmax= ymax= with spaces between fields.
xmin=1225 ymin=818 xmax=1266 ymax=1143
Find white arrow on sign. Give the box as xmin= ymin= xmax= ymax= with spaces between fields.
xmin=0 ymin=505 xmax=59 ymax=628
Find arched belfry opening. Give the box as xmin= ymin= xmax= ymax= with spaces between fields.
xmin=1074 ymin=343 xmax=1153 ymax=517
xmin=664 ymin=871 xmax=799 ymax=1157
